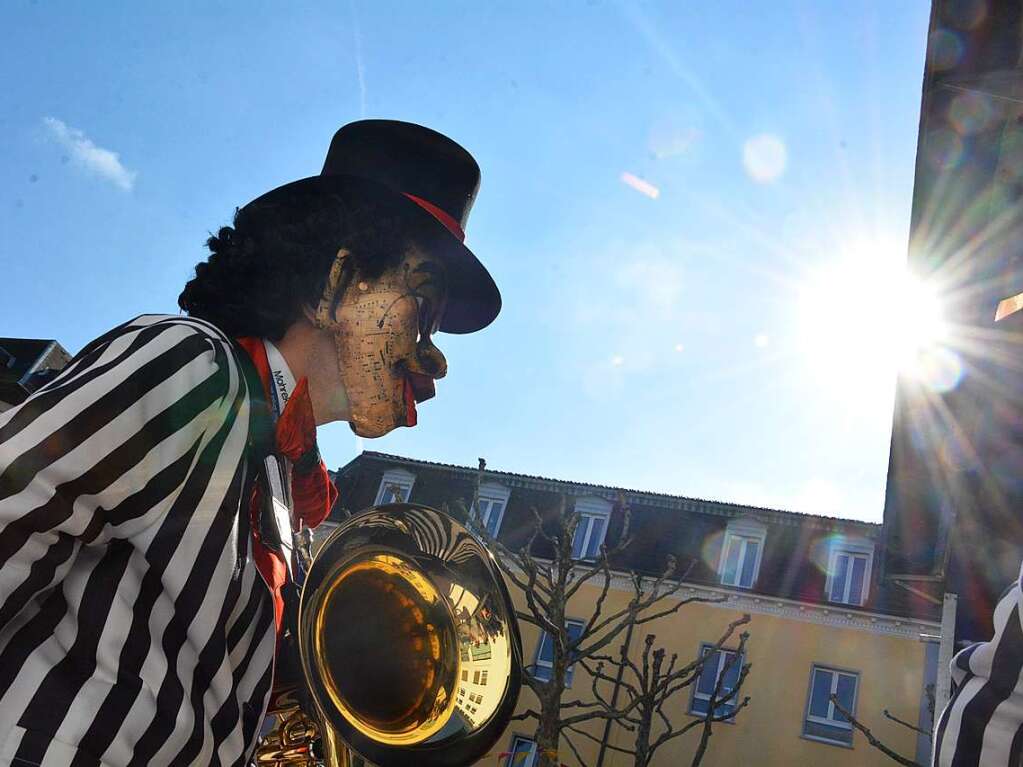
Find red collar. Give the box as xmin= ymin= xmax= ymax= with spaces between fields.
xmin=236 ymin=337 xmax=336 ymax=529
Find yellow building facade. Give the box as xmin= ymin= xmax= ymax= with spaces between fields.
xmin=506 ymin=582 xmax=935 ymax=767
xmin=332 ymin=452 xmax=942 ymax=767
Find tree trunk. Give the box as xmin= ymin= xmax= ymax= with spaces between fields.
xmin=535 ymin=705 xmax=561 ymax=767
xmin=633 ymin=704 xmax=653 ymax=767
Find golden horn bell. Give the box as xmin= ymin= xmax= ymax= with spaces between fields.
xmin=256 ymin=504 xmax=523 ymax=767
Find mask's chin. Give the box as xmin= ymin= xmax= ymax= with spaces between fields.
xmin=346 ymin=379 xmax=418 ymax=438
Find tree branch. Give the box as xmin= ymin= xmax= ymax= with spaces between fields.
xmin=564 ymin=724 xmax=636 ymax=753
xmin=830 ymin=696 xmax=921 ymax=767
xmin=510 ymin=708 xmax=541 ymax=723
xmin=883 ymin=708 xmax=932 ymax=738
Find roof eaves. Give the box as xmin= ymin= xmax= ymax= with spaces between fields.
xmin=353 ymin=451 xmax=881 ymax=534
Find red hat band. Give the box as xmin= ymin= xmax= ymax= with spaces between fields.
xmin=403 ymin=192 xmax=466 ymax=243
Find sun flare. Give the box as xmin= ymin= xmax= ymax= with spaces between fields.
xmin=797 ymin=242 xmax=955 ymax=403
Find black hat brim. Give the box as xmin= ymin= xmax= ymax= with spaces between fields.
xmin=240 ymin=174 xmax=501 ymax=334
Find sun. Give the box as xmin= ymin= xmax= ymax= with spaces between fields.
xmin=796 ymin=241 xmax=954 ymax=406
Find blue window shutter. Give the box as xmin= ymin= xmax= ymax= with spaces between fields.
xmin=834 ymin=673 xmax=857 ymax=723
xmin=808 ymin=668 xmax=833 ymax=718
xmin=831 ymin=554 xmax=850 ymax=601
xmin=849 ymin=556 xmax=867 ymax=604
xmin=571 ymin=521 xmax=587 ymax=559
xmin=488 ymin=503 xmax=504 ymax=537
xmin=697 ymin=649 xmax=720 ymax=696
xmin=721 ymin=651 xmax=742 ymax=692
xmin=586 ymin=516 xmax=606 ymax=558
xmin=565 ymin=621 xmax=584 ymax=685
xmin=721 ymin=538 xmax=741 ymax=584
xmin=739 ymin=540 xmax=759 ymax=587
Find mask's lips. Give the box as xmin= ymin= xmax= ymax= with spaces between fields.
xmin=406 ymin=371 xmax=436 ymax=403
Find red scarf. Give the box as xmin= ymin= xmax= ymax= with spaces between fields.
xmin=237 ymin=337 xmax=338 ymax=642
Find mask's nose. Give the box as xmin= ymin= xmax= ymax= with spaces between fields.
xmin=414 ymin=338 xmax=448 ymax=379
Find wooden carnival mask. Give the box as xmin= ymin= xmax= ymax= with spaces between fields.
xmin=315 ymin=248 xmax=448 ymax=438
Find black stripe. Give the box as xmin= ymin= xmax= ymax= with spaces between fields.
xmin=952 ymin=607 xmax=1023 ymax=767
xmin=169 ymin=462 xmax=248 ymax=766
xmin=72 ymin=439 xmax=238 ymax=761
xmin=104 ymin=434 xmax=204 ymax=530
xmin=0 ymin=585 xmax=68 ymax=700
xmin=14 ymin=541 xmax=134 ymax=766
xmin=239 ymin=604 xmax=276 ymax=760
xmin=196 ymin=592 xmax=274 ymax=767
xmin=0 ymin=337 xmax=228 ymax=569
xmin=0 ymin=532 xmax=76 ymax=633
xmin=935 ymin=642 xmax=979 ymax=766
xmin=225 ymin=578 xmax=264 ymax=656
xmin=1008 ymin=720 xmax=1023 ymax=766
xmin=208 ymin=591 xmax=270 ymax=753
xmin=0 ymin=321 xmax=184 ymax=446
xmin=934 ymin=663 xmax=973 ymax=766
xmin=126 ymin=381 xmax=247 ymax=767
xmin=0 ymin=331 xmax=216 ymax=508
xmin=224 ymin=599 xmax=275 ymax=767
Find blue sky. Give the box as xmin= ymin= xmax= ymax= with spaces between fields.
xmin=1 ymin=1 xmax=932 ymax=521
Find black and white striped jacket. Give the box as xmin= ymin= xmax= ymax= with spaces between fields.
xmin=934 ymin=563 xmax=1023 ymax=766
xmin=0 ymin=315 xmax=277 ymax=767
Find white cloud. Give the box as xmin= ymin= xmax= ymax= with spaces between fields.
xmin=43 ymin=117 xmax=137 ymax=191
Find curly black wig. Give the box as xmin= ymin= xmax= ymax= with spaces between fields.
xmin=179 ymin=182 xmax=433 ymax=339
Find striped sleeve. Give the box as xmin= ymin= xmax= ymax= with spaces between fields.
xmin=0 ymin=315 xmax=248 ymax=636
xmin=933 ymin=563 xmax=1023 ymax=766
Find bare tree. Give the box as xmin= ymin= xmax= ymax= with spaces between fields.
xmin=571 ymin=616 xmax=751 ymax=767
xmin=829 ymin=687 xmax=935 ymax=767
xmin=456 ymin=459 xmax=732 ymax=767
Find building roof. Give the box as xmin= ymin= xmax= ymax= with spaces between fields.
xmin=346 ymin=451 xmax=880 ymax=531
xmin=0 ymin=337 xmax=68 ymax=406
xmin=332 ymin=451 xmax=941 ymax=623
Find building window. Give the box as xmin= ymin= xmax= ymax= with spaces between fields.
xmin=570 ymin=497 xmax=612 ymax=560
xmin=718 ymin=520 xmax=766 ymax=589
xmin=690 ymin=643 xmax=744 ymax=718
xmin=506 ymin=736 xmax=537 ymax=767
xmin=374 ymin=468 xmax=416 ymax=505
xmin=825 ymin=541 xmax=874 ymax=606
xmin=474 ymin=483 xmax=511 ymax=538
xmin=803 ymin=665 xmax=859 ymax=746
xmin=311 ymin=521 xmax=340 ymax=555
xmin=534 ymin=619 xmax=585 ymax=686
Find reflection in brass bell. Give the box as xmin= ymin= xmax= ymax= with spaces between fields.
xmin=258 ymin=504 xmax=522 ymax=767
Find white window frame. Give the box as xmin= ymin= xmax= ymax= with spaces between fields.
xmin=506 ymin=735 xmax=537 ymax=767
xmin=717 ymin=520 xmax=766 ymax=589
xmin=803 ymin=665 xmax=859 ymax=746
xmin=570 ymin=497 xmax=612 ymax=560
xmin=533 ymin=619 xmax=585 ymax=687
xmin=825 ymin=540 xmax=874 ymax=606
xmin=474 ymin=483 xmax=511 ymax=538
xmin=690 ymin=643 xmax=744 ymax=718
xmin=374 ymin=468 xmax=416 ymax=505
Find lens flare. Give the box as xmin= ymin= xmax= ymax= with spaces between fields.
xmin=949 ymin=90 xmax=997 ymax=136
xmin=925 ymin=128 xmax=965 ymax=170
xmin=742 ymin=134 xmax=787 ymax=183
xmin=928 ymin=28 xmax=964 ymax=71
xmin=907 ymin=346 xmax=964 ymax=394
xmin=701 ymin=530 xmax=726 ymax=573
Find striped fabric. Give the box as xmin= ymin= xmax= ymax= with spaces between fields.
xmin=0 ymin=315 xmax=276 ymax=767
xmin=934 ymin=564 xmax=1023 ymax=766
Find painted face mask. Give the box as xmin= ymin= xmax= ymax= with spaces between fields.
xmin=315 ymin=248 xmax=449 ymax=438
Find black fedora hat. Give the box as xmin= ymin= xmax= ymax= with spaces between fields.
xmin=240 ymin=120 xmax=500 ymax=334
